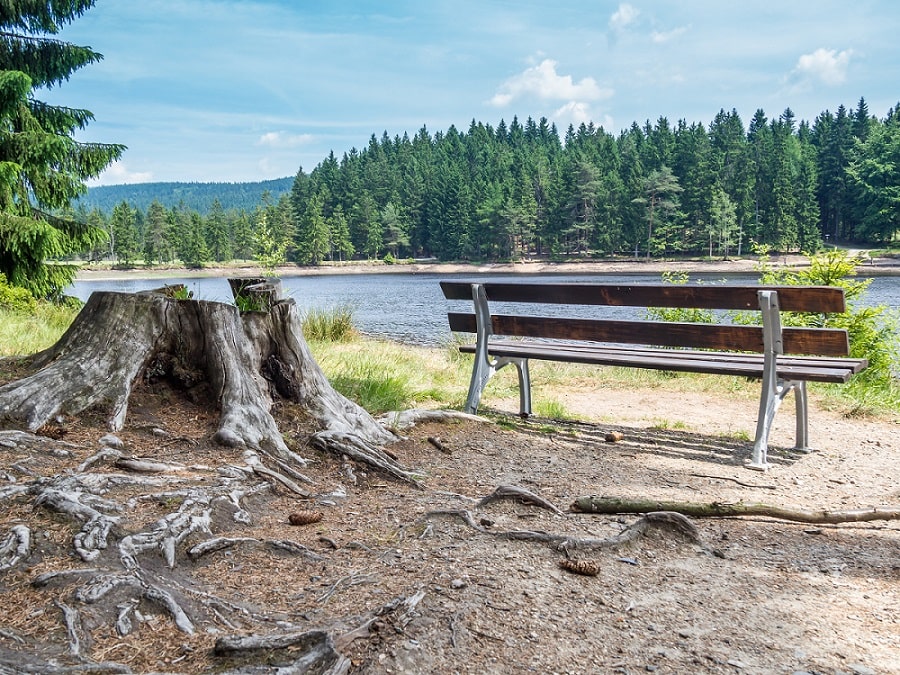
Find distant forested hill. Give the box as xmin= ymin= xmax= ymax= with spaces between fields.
xmin=76 ymin=177 xmax=294 ymax=214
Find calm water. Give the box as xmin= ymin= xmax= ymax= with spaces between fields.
xmin=69 ymin=271 xmax=900 ymax=346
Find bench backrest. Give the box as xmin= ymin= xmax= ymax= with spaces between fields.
xmin=441 ymin=281 xmax=851 ymax=357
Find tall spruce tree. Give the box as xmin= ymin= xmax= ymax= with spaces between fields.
xmin=0 ymin=1 xmax=124 ymax=298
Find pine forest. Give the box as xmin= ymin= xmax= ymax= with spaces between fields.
xmin=71 ymin=99 xmax=900 ymax=268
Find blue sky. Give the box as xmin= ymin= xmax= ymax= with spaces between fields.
xmin=42 ymin=0 xmax=900 ymax=185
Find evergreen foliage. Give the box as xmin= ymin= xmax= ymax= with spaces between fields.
xmin=77 ymin=176 xmax=294 ymax=214
xmin=72 ymin=100 xmax=899 ymax=271
xmin=0 ymin=0 xmax=124 ymax=298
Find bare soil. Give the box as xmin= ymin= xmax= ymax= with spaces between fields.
xmin=1 ymin=373 xmax=898 ymax=674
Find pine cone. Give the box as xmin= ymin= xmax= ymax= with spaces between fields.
xmin=559 ymin=558 xmax=601 ymax=576
xmin=288 ymin=510 xmax=324 ymax=526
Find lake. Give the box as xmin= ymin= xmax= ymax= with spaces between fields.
xmin=69 ymin=272 xmax=900 ymax=346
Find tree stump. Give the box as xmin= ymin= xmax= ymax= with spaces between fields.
xmin=0 ymin=279 xmax=399 ymax=473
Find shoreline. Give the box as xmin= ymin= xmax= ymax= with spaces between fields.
xmin=74 ymin=255 xmax=900 ymax=282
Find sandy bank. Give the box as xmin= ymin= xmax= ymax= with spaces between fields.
xmin=73 ymin=254 xmax=900 ymax=282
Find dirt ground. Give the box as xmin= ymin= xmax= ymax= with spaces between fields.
xmin=1 ymin=373 xmax=898 ymax=675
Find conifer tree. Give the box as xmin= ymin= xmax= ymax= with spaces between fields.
xmin=0 ymin=1 xmax=124 ymax=298
xmin=296 ymin=191 xmax=329 ymax=264
xmin=327 ymin=204 xmax=353 ymax=262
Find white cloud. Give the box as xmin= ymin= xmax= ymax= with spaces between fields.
xmin=651 ymin=26 xmax=689 ymax=44
xmin=609 ymin=3 xmax=639 ymax=32
xmin=257 ymin=131 xmax=315 ymax=148
xmin=553 ymin=101 xmax=593 ymax=127
xmin=489 ymin=59 xmax=611 ymax=107
xmin=89 ymin=161 xmax=154 ymax=186
xmin=552 ymin=101 xmax=615 ymax=132
xmin=793 ymin=48 xmax=854 ymax=85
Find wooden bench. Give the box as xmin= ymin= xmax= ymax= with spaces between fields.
xmin=440 ymin=280 xmax=868 ymax=470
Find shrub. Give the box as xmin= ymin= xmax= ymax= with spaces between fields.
xmin=0 ymin=273 xmax=38 ymax=314
xmin=753 ymin=249 xmax=899 ymax=405
xmin=646 ymin=271 xmax=714 ymax=323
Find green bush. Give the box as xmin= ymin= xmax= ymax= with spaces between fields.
xmin=0 ymin=273 xmax=38 ymax=314
xmin=646 ymin=271 xmax=714 ymax=323
xmin=753 ymin=249 xmax=899 ymax=407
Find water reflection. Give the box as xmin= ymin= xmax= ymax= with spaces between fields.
xmin=69 ymin=272 xmax=900 ymax=346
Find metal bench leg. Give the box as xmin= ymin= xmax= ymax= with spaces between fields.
xmin=751 ymin=377 xmax=799 ymax=470
xmin=793 ymin=380 xmax=810 ymax=452
xmin=750 ymin=380 xmax=779 ymax=471
xmin=463 ymin=357 xmax=530 ymax=415
xmin=511 ymin=358 xmax=531 ymax=417
xmin=464 ymin=283 xmax=495 ymax=414
xmin=464 ymin=353 xmax=494 ymax=414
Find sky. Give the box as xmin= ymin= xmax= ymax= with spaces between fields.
xmin=40 ymin=0 xmax=900 ymax=186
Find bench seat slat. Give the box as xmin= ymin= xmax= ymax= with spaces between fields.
xmin=458 ymin=341 xmax=865 ymax=383
xmin=485 ymin=342 xmax=867 ymax=373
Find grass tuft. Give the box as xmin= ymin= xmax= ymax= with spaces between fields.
xmin=534 ymin=398 xmax=576 ymax=420
xmin=302 ymin=305 xmax=357 ymax=342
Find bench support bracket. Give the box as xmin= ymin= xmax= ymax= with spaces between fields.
xmin=750 ymin=291 xmax=810 ymax=470
xmin=463 ymin=284 xmax=531 ymax=416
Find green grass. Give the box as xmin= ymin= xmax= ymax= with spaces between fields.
xmin=533 ymin=398 xmax=577 ymax=420
xmin=649 ymin=418 xmax=690 ymax=431
xmin=0 ymin=304 xmax=79 ymax=358
xmin=1 ymin=300 xmax=897 ymax=423
xmin=309 ymin=338 xmax=468 ymax=414
xmin=301 ymin=305 xmax=357 ymax=342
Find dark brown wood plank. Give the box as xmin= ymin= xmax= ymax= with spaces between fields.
xmin=440 ymin=281 xmax=846 ymax=313
xmin=447 ymin=313 xmax=851 ymax=356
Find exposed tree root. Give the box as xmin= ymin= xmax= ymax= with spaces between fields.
xmin=311 ymin=430 xmax=423 ymax=487
xmin=425 ymin=508 xmax=703 ymax=554
xmin=476 ymin=484 xmax=566 ymax=516
xmin=187 ymin=535 xmax=324 ymax=562
xmin=378 ymin=408 xmax=486 ymax=430
xmin=0 ymin=286 xmax=410 ymax=484
xmin=571 ymin=496 xmax=900 ymax=523
xmin=0 ymin=524 xmax=31 ymax=571
xmin=213 ymin=629 xmax=351 ymax=675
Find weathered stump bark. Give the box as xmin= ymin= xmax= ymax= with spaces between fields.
xmin=0 ymin=282 xmax=397 ymax=466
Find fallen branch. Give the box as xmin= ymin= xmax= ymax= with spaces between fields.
xmin=318 ymin=571 xmax=378 ymax=604
xmin=336 ymin=589 xmax=426 ymax=650
xmin=571 ymin=496 xmax=900 ymax=524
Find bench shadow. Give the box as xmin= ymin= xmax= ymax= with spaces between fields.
xmin=488 ymin=409 xmax=807 ymax=469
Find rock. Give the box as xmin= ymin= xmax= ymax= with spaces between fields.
xmin=99 ymin=434 xmax=124 ymax=449
xmin=849 ymin=665 xmax=876 ymax=675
